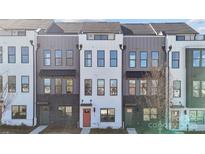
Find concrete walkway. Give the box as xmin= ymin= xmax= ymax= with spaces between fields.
xmin=127 ymin=128 xmax=137 ymax=134
xmin=30 ymin=125 xmax=48 ymax=134
xmin=81 ymin=128 xmax=91 ymax=134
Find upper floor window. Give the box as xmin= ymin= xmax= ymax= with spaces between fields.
xmin=66 ymin=50 xmax=73 ymax=66
xmin=12 ymin=105 xmax=27 ymax=119
xmin=21 ymin=76 xmax=29 ymax=93
xmin=43 ymin=50 xmax=51 ymax=66
xmin=66 ymin=79 xmax=73 ymax=95
xmin=173 ymin=80 xmax=181 ymax=98
xmin=21 ymin=47 xmax=29 ymax=63
xmin=94 ymin=35 xmax=108 ymax=40
xmin=140 ymin=80 xmax=147 ymax=95
xmin=193 ymin=81 xmax=205 ymax=97
xmin=44 ymin=78 xmax=51 ymax=94
xmin=128 ymin=79 xmax=136 ymax=95
xmin=8 ymin=76 xmax=16 ymax=93
xmin=55 ymin=50 xmax=62 ymax=66
xmin=97 ymin=50 xmax=105 ymax=67
xmin=129 ymin=51 xmax=136 ymax=68
xmin=140 ymin=51 xmax=148 ymax=68
xmin=172 ymin=51 xmax=180 ymax=68
xmin=193 ymin=50 xmax=205 ymax=67
xmin=110 ymin=79 xmax=117 ymax=96
xmin=151 ymin=51 xmax=159 ymax=67
xmin=84 ymin=79 xmax=92 ymax=96
xmin=84 ymin=50 xmax=92 ymax=67
xmin=176 ymin=35 xmax=185 ymax=41
xmin=110 ymin=50 xmax=117 ymax=67
xmin=55 ymin=78 xmax=62 ymax=94
xmin=97 ymin=79 xmax=105 ymax=96
xmin=0 ymin=47 xmax=2 ymax=63
xmin=0 ymin=76 xmax=2 ymax=93
xmin=8 ymin=47 xmax=16 ymax=63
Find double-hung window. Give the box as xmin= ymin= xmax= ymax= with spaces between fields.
xmin=193 ymin=81 xmax=200 ymax=97
xmin=55 ymin=78 xmax=62 ymax=94
xmin=128 ymin=79 xmax=136 ymax=95
xmin=44 ymin=78 xmax=51 ymax=94
xmin=151 ymin=51 xmax=159 ymax=67
xmin=8 ymin=76 xmax=16 ymax=93
xmin=66 ymin=50 xmax=73 ymax=66
xmin=140 ymin=51 xmax=148 ymax=68
xmin=172 ymin=51 xmax=180 ymax=68
xmin=97 ymin=79 xmax=105 ymax=96
xmin=110 ymin=79 xmax=117 ymax=96
xmin=55 ymin=50 xmax=62 ymax=66
xmin=140 ymin=80 xmax=147 ymax=95
xmin=100 ymin=108 xmax=115 ymax=122
xmin=173 ymin=80 xmax=181 ymax=97
xmin=66 ymin=79 xmax=73 ymax=94
xmin=0 ymin=47 xmax=2 ymax=63
xmin=110 ymin=50 xmax=117 ymax=67
xmin=44 ymin=50 xmax=51 ymax=66
xmin=84 ymin=79 xmax=92 ymax=96
xmin=129 ymin=51 xmax=136 ymax=68
xmin=21 ymin=76 xmax=29 ymax=93
xmin=21 ymin=47 xmax=29 ymax=63
xmin=8 ymin=47 xmax=16 ymax=63
xmin=84 ymin=50 xmax=92 ymax=67
xmin=97 ymin=50 xmax=105 ymax=67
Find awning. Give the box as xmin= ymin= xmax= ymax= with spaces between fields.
xmin=39 ymin=69 xmax=76 ymax=77
xmin=126 ymin=71 xmax=151 ymax=78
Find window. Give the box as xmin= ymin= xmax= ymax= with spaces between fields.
xmin=129 ymin=51 xmax=136 ymax=68
xmin=21 ymin=76 xmax=29 ymax=93
xmin=140 ymin=80 xmax=147 ymax=95
xmin=140 ymin=51 xmax=148 ymax=68
xmin=110 ymin=50 xmax=117 ymax=67
xmin=193 ymin=81 xmax=205 ymax=97
xmin=0 ymin=47 xmax=2 ymax=63
xmin=190 ymin=110 xmax=205 ymax=124
xmin=17 ymin=30 xmax=26 ymax=36
xmin=0 ymin=76 xmax=2 ymax=93
xmin=58 ymin=106 xmax=72 ymax=117
xmin=84 ymin=50 xmax=92 ymax=67
xmin=193 ymin=81 xmax=200 ymax=97
xmin=8 ymin=47 xmax=16 ymax=63
xmin=173 ymin=80 xmax=181 ymax=97
xmin=94 ymin=35 xmax=108 ymax=40
xmin=193 ymin=50 xmax=200 ymax=67
xmin=97 ymin=79 xmax=105 ymax=96
xmin=128 ymin=79 xmax=136 ymax=95
xmin=143 ymin=108 xmax=157 ymax=121
xmin=12 ymin=105 xmax=26 ymax=119
xmin=172 ymin=52 xmax=180 ymax=68
xmin=110 ymin=79 xmax=117 ymax=96
xmin=202 ymin=50 xmax=205 ymax=67
xmin=84 ymin=79 xmax=92 ymax=96
xmin=21 ymin=47 xmax=29 ymax=63
xmin=44 ymin=50 xmax=51 ymax=66
xmin=97 ymin=50 xmax=105 ymax=67
xmin=66 ymin=50 xmax=73 ymax=66
xmin=55 ymin=50 xmax=62 ymax=66
xmin=8 ymin=76 xmax=16 ymax=93
xmin=176 ymin=35 xmax=185 ymax=41
xmin=151 ymin=51 xmax=159 ymax=67
xmin=44 ymin=78 xmax=51 ymax=94
xmin=100 ymin=108 xmax=115 ymax=122
xmin=151 ymin=80 xmax=158 ymax=95
xmin=66 ymin=79 xmax=73 ymax=94
xmin=55 ymin=78 xmax=62 ymax=94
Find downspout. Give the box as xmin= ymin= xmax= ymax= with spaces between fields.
xmin=30 ymin=39 xmax=40 ymax=126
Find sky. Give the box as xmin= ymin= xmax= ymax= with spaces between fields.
xmin=59 ymin=19 xmax=205 ymax=34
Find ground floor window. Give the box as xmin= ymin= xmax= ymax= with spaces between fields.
xmin=58 ymin=106 xmax=72 ymax=117
xmin=12 ymin=105 xmax=27 ymax=119
xmin=143 ymin=108 xmax=157 ymax=121
xmin=190 ymin=110 xmax=205 ymax=124
xmin=100 ymin=108 xmax=115 ymax=122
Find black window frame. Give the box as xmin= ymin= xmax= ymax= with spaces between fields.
xmin=97 ymin=79 xmax=105 ymax=96
xmin=8 ymin=76 xmax=16 ymax=93
xmin=128 ymin=79 xmax=136 ymax=95
xmin=55 ymin=50 xmax=62 ymax=66
xmin=84 ymin=79 xmax=92 ymax=96
xmin=110 ymin=79 xmax=118 ymax=96
xmin=55 ymin=78 xmax=62 ymax=94
xmin=21 ymin=75 xmax=29 ymax=93
xmin=44 ymin=78 xmax=51 ymax=94
xmin=21 ymin=46 xmax=29 ymax=64
xmin=100 ymin=108 xmax=115 ymax=122
xmin=176 ymin=35 xmax=185 ymax=41
xmin=172 ymin=51 xmax=180 ymax=68
xmin=173 ymin=80 xmax=181 ymax=98
xmin=140 ymin=51 xmax=148 ymax=68
xmin=151 ymin=51 xmax=159 ymax=67
xmin=43 ymin=49 xmax=51 ymax=66
xmin=66 ymin=50 xmax=73 ymax=66
xmin=12 ymin=105 xmax=27 ymax=119
xmin=84 ymin=50 xmax=92 ymax=67
xmin=97 ymin=50 xmax=105 ymax=67
xmin=129 ymin=51 xmax=136 ymax=68
xmin=8 ymin=46 xmax=16 ymax=63
xmin=110 ymin=50 xmax=117 ymax=67
xmin=66 ymin=79 xmax=73 ymax=95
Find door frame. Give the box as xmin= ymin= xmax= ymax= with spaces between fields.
xmin=83 ymin=108 xmax=91 ymax=127
xmin=39 ymin=105 xmax=49 ymax=125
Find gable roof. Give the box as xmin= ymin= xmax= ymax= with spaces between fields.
xmin=56 ymin=22 xmax=83 ymax=34
xmin=151 ymin=23 xmax=198 ymax=34
xmin=121 ymin=24 xmax=156 ymax=35
xmin=0 ymin=19 xmax=53 ymax=30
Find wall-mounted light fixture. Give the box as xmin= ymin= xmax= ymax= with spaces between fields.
xmin=93 ymin=107 xmax=96 ymax=113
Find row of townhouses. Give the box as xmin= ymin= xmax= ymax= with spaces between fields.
xmin=0 ymin=20 xmax=205 ymax=131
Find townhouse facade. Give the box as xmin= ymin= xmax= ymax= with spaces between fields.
xmin=0 ymin=20 xmax=205 ymax=131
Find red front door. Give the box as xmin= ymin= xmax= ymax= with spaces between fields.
xmin=83 ymin=109 xmax=91 ymax=127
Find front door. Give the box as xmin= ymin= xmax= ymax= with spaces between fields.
xmin=83 ymin=109 xmax=91 ymax=127
xmin=125 ymin=107 xmax=133 ymax=127
xmin=39 ymin=106 xmax=49 ymax=125
xmin=171 ymin=110 xmax=179 ymax=129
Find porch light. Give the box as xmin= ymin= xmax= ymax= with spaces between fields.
xmin=93 ymin=107 xmax=96 ymax=113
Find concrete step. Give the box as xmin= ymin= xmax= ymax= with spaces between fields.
xmin=127 ymin=128 xmax=137 ymax=134
xmin=81 ymin=128 xmax=91 ymax=134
